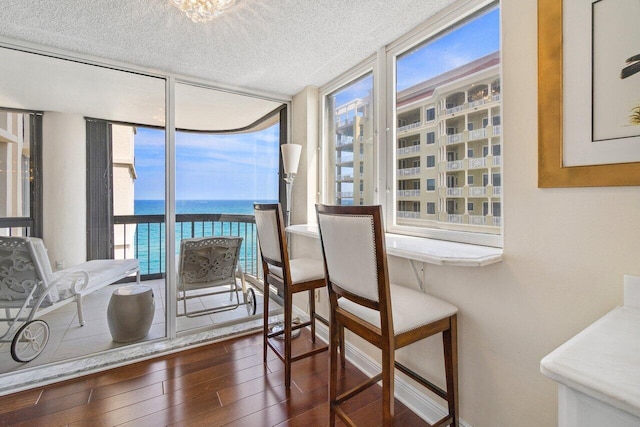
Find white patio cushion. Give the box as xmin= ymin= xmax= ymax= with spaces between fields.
xmin=338 ymin=283 xmax=457 ymax=335
xmin=268 ymin=258 xmax=325 ymax=285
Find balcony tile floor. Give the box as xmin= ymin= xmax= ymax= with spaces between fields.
xmin=0 ymin=279 xmax=280 ymax=375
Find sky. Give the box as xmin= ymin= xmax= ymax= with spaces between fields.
xmin=134 ymin=124 xmax=280 ymax=200
xmin=133 ymin=7 xmax=499 ymax=202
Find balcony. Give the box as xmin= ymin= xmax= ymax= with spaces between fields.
xmin=114 ymin=213 xmax=260 ymax=279
xmin=468 ymin=157 xmax=487 ymax=169
xmin=398 ymin=121 xmax=421 ymax=132
xmin=445 ymin=133 xmax=464 ymax=145
xmin=397 ymin=189 xmax=421 ymax=197
xmin=397 ymin=167 xmax=421 ymax=176
xmin=337 ymin=174 xmax=353 ymax=182
xmin=468 ymin=186 xmax=488 ymax=197
xmin=445 ymin=105 xmax=465 ymax=115
xmin=445 ymin=187 xmax=465 ymax=197
xmin=445 ymin=160 xmax=464 ymax=171
xmin=336 ymin=154 xmax=354 ymax=164
xmin=337 ymin=192 xmax=354 ymax=198
xmin=469 ymin=128 xmax=487 ymax=141
xmin=397 ymin=211 xmax=421 ymax=219
xmin=336 ymin=135 xmax=354 ymax=147
xmin=469 ymin=215 xmax=488 ymax=225
xmin=397 ymin=145 xmax=421 ymax=156
xmin=493 ymin=155 xmax=502 ymax=166
xmin=493 ymin=186 xmax=502 ymax=197
xmin=447 ymin=214 xmax=464 ymax=224
xmin=492 ymin=125 xmax=501 ymax=136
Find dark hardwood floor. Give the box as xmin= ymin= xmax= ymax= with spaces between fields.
xmin=0 ymin=330 xmax=429 ymax=426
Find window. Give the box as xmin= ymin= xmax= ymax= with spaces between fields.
xmin=427 ymin=202 xmax=436 ymax=214
xmin=492 ymin=115 xmax=501 ymax=126
xmin=425 ymin=107 xmax=435 ymax=122
xmin=426 ymin=131 xmax=436 ymax=145
xmin=492 ymin=144 xmax=501 ymax=156
xmin=492 ymin=173 xmax=501 ymax=186
xmin=321 ymin=0 xmax=501 ymax=246
xmin=468 ymin=202 xmax=474 ymax=212
xmin=323 ymin=72 xmax=374 ymax=206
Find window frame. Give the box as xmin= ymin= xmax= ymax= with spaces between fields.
xmin=319 ymin=0 xmax=501 ymax=248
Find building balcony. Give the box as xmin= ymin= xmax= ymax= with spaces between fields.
xmin=397 ymin=189 xmax=421 ymax=198
xmin=444 ymin=133 xmax=465 ymax=145
xmin=493 ymin=186 xmax=502 ymax=197
xmin=469 ymin=128 xmax=487 ymax=141
xmin=492 ymin=125 xmax=501 ymax=136
xmin=468 ymin=157 xmax=487 ymax=169
xmin=337 ymin=192 xmax=354 ymax=198
xmin=468 ymin=215 xmax=501 ymax=227
xmin=447 ymin=214 xmax=464 ymax=224
xmin=336 ymin=135 xmax=354 ymax=147
xmin=336 ymin=174 xmax=353 ymax=182
xmin=397 ymin=167 xmax=421 ymax=176
xmin=468 ymin=186 xmax=488 ymax=197
xmin=493 ymin=155 xmax=502 ymax=167
xmin=442 ymin=187 xmax=465 ymax=198
xmin=445 ymin=160 xmax=465 ymax=171
xmin=445 ymin=104 xmax=465 ymax=115
xmin=397 ymin=211 xmax=421 ymax=219
xmin=397 ymin=145 xmax=421 ymax=156
xmin=398 ymin=121 xmax=421 ymax=132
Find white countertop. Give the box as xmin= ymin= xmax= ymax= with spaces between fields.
xmin=541 ymin=276 xmax=640 ymax=419
xmin=286 ymin=223 xmax=503 ymax=267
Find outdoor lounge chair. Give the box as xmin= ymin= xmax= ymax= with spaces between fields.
xmin=0 ymin=236 xmax=139 ymax=362
xmin=177 ymin=236 xmax=256 ymax=319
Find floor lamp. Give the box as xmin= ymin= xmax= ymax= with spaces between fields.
xmin=281 ymin=144 xmax=302 ymax=227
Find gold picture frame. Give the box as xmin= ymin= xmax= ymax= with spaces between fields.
xmin=538 ymin=0 xmax=640 ymax=187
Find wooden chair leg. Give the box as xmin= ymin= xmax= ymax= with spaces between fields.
xmin=309 ymin=290 xmax=316 ymax=343
xmin=284 ymin=290 xmax=293 ymax=389
xmin=381 ymin=344 xmax=395 ymax=426
xmin=329 ymin=316 xmax=340 ymax=427
xmin=443 ymin=314 xmax=459 ymax=427
xmin=263 ymin=280 xmax=270 ymax=363
xmin=339 ymin=325 xmax=346 ymax=367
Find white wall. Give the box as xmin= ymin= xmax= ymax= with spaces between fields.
xmin=290 ymin=0 xmax=640 ymax=425
xmin=42 ymin=112 xmax=87 ymax=269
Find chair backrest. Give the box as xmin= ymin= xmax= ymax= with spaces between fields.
xmin=0 ymin=236 xmax=57 ymax=303
xmin=179 ymin=236 xmax=243 ymax=288
xmin=316 ymin=204 xmax=390 ymax=312
xmin=253 ymin=203 xmax=288 ymax=268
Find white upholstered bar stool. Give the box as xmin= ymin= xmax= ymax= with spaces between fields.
xmin=316 ymin=204 xmax=459 ymax=427
xmin=254 ymin=203 xmax=329 ymax=389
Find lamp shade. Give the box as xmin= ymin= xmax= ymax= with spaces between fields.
xmin=281 ymin=144 xmax=302 ymax=175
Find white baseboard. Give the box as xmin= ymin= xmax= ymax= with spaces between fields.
xmin=294 ymin=306 xmax=471 ymax=427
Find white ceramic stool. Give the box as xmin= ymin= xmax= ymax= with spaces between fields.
xmin=107 ymin=285 xmax=155 ymax=343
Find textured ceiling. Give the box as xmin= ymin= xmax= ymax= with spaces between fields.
xmin=0 ymin=0 xmax=456 ymax=97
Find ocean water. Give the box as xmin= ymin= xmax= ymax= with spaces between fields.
xmin=132 ymin=199 xmax=276 ymax=275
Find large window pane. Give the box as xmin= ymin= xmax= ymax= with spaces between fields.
xmin=325 ymin=74 xmax=374 ymax=205
xmin=395 ymin=5 xmax=501 ymax=235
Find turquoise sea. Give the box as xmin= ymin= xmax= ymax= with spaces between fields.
xmin=132 ymin=199 xmax=276 ymax=276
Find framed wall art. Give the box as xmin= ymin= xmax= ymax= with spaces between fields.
xmin=538 ymin=0 xmax=640 ymax=187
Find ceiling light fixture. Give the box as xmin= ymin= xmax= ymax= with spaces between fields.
xmin=170 ymin=0 xmax=237 ymax=23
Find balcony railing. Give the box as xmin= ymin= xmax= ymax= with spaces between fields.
xmin=446 ymin=105 xmax=464 ymax=115
xmin=397 ymin=145 xmax=420 ymax=155
xmin=468 ymin=157 xmax=487 ymax=169
xmin=469 ymin=215 xmax=488 ymax=225
xmin=446 ymin=187 xmax=464 ymax=197
xmin=397 ymin=189 xmax=421 ymax=197
xmin=447 ymin=214 xmax=464 ymax=224
xmin=446 ymin=133 xmax=464 ymax=144
xmin=469 ymin=128 xmax=487 ymax=141
xmin=397 ymin=211 xmax=421 ymax=219
xmin=493 ymin=125 xmax=501 ymax=136
xmin=397 ymin=121 xmax=421 ymax=132
xmin=469 ymin=186 xmax=488 ymax=197
xmin=446 ymin=160 xmax=464 ymax=171
xmin=397 ymin=167 xmax=421 ymax=176
xmin=493 ymin=186 xmax=503 ymax=196
xmin=337 ymin=174 xmax=353 ymax=181
xmin=113 ymin=213 xmax=259 ymax=280
xmin=493 ymin=155 xmax=502 ymax=166
xmin=336 ymin=135 xmax=354 ymax=147
xmin=337 ymin=192 xmax=354 ymax=198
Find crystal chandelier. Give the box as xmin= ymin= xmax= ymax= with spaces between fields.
xmin=170 ymin=0 xmax=237 ymax=23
